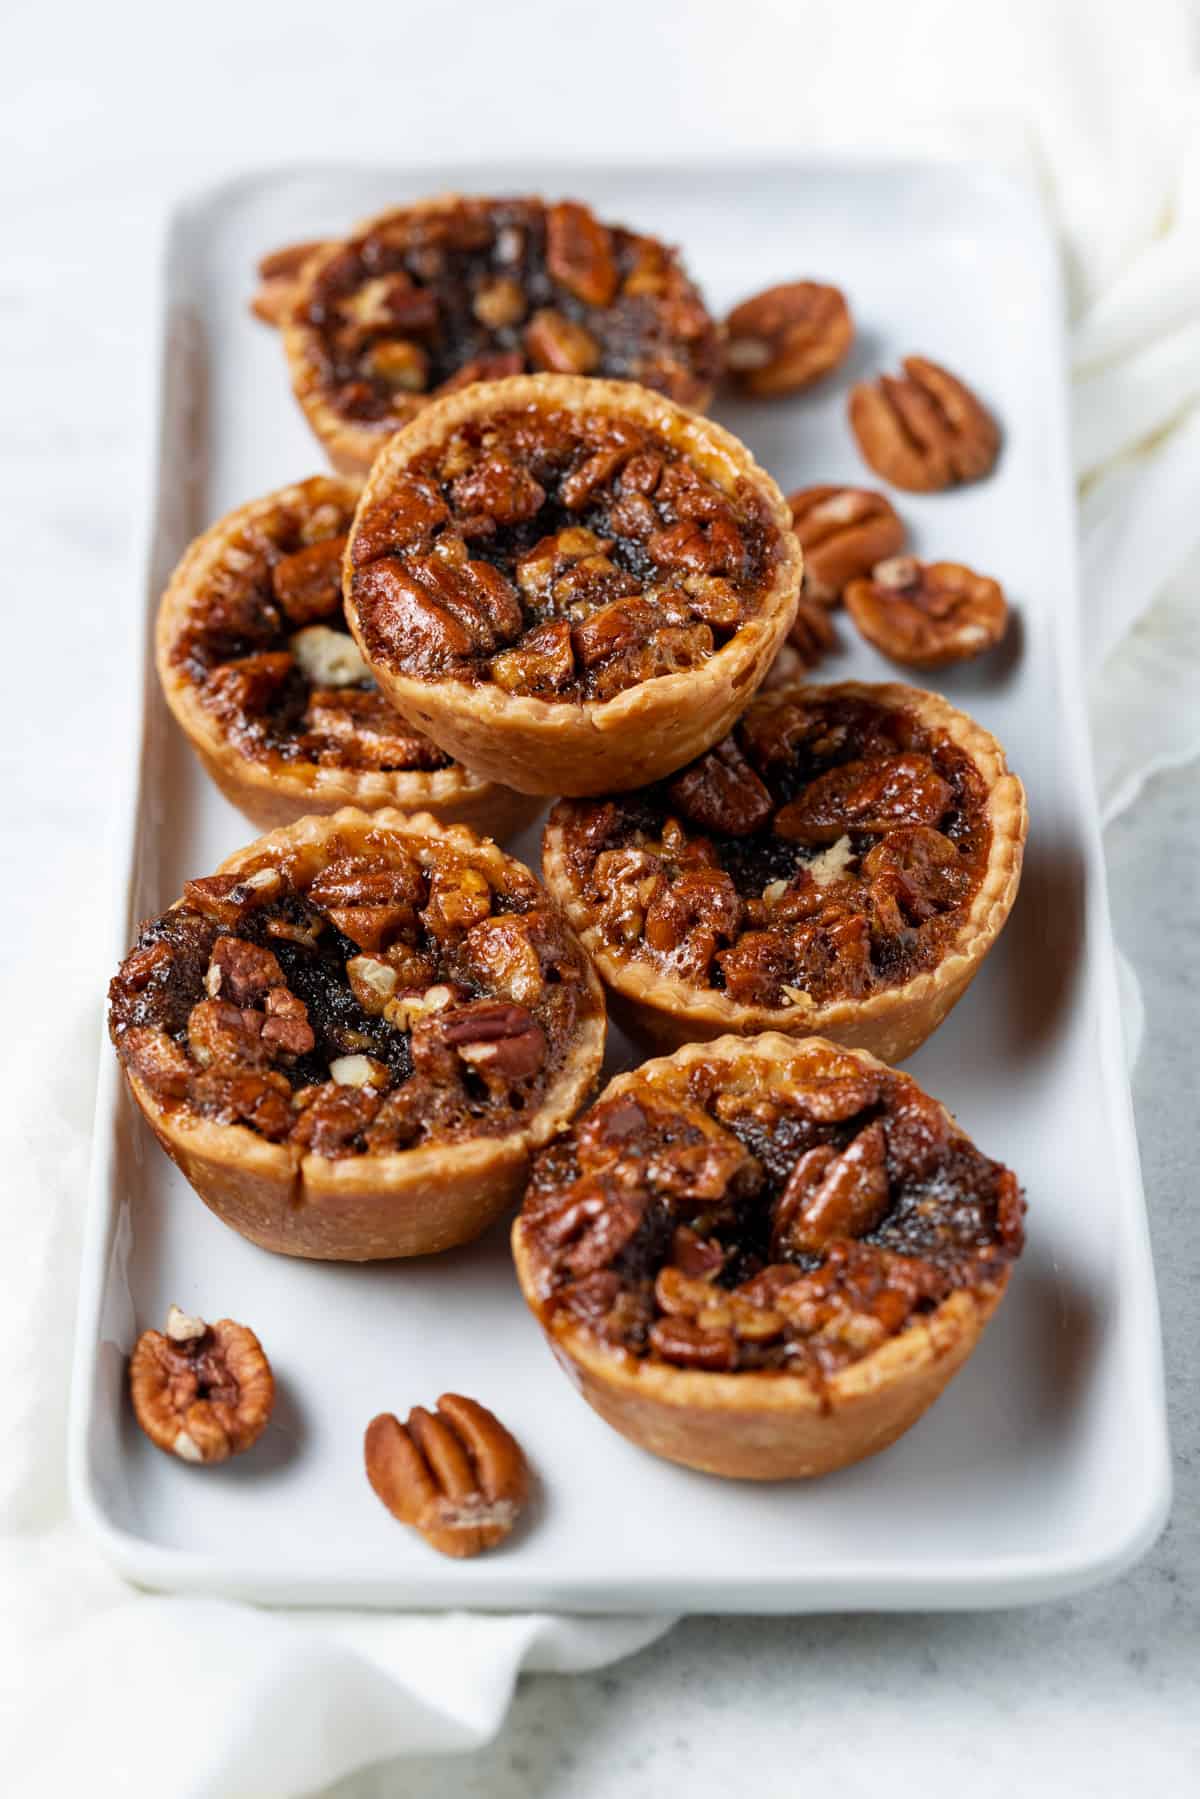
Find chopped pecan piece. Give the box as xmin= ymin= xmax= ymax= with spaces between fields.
xmin=845 ymin=557 xmax=1008 ymax=667
xmin=302 ymin=688 xmax=449 ymax=770
xmin=364 ymin=1394 xmax=529 ymax=1558
xmin=774 ymin=753 xmax=952 ymax=843
xmin=270 ymin=535 xmax=347 ymax=624
xmin=206 ymin=651 xmax=294 ymax=719
xmin=714 ymin=930 xmax=794 ymax=1007
xmin=849 ymin=357 xmax=1000 ymax=491
xmin=647 ymin=516 xmax=745 ymax=578
xmin=367 ymin=339 xmax=430 ymax=392
xmin=787 ymin=486 xmax=905 ymax=605
xmin=189 ymin=1069 xmax=294 ymax=1138
xmin=524 ymin=308 xmax=601 ymax=374
xmin=667 ymin=739 xmax=773 ymax=836
xmin=187 ymin=998 xmax=267 ymax=1071
xmin=449 ymin=455 xmax=545 ymax=525
xmin=725 ymin=281 xmax=854 ymax=395
xmin=205 ymin=936 xmax=284 ymax=1005
xmin=423 ymin=860 xmax=493 ymax=938
xmin=130 ymin=1311 xmax=275 ymax=1463
xmin=644 ymin=867 xmax=743 ymax=981
xmin=440 ymin=1000 xmax=547 ymax=1085
xmin=348 ymin=478 xmax=449 ymax=566
xmin=119 ymin=1025 xmax=192 ymax=1098
xmin=464 ymin=913 xmax=547 ymax=1004
xmin=261 ymin=986 xmax=315 ymax=1058
xmin=290 ymin=1082 xmax=381 ymax=1154
xmin=473 ymin=274 xmax=527 ymax=330
xmin=491 ymin=619 xmax=575 ymax=695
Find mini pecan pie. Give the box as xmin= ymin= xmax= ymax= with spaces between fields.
xmin=343 ymin=375 xmax=801 ymax=796
xmin=513 ymin=1033 xmax=1024 ymax=1479
xmin=278 ymin=195 xmax=723 ymax=473
xmin=543 ymin=681 xmax=1026 ymax=1062
xmin=108 ymin=809 xmax=605 ymax=1261
xmin=157 ymin=477 xmax=538 ymax=839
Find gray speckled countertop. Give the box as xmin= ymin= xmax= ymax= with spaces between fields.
xmin=329 ymin=773 xmax=1199 ymax=1796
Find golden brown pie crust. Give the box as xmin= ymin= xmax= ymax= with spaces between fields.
xmin=119 ymin=809 xmax=606 ymax=1261
xmin=542 ymin=680 xmax=1027 ymax=1063
xmin=512 ymin=1033 xmax=1013 ymax=1480
xmin=280 ymin=195 xmax=722 ymax=476
xmin=156 ymin=477 xmax=538 ymax=840
xmin=342 ymin=375 xmax=802 ymax=797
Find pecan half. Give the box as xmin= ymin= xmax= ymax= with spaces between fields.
xmin=848 ymin=356 xmax=1000 ymax=491
xmin=772 ymin=1121 xmax=891 ymax=1256
xmin=129 ymin=1309 xmax=275 ymax=1463
xmin=667 ymin=739 xmax=773 ymax=836
xmin=863 ymin=825 xmax=971 ymax=930
xmin=787 ymin=486 xmax=905 ymax=605
xmin=364 ymin=1394 xmax=529 ymax=1557
xmin=845 ymin=556 xmax=1008 ymax=667
xmin=545 ymin=201 xmax=618 ymax=307
xmin=724 ymin=282 xmax=854 ymax=396
xmin=774 ymin=752 xmax=952 ymax=843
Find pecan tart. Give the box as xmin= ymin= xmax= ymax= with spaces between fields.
xmin=513 ymin=1034 xmax=1024 ymax=1479
xmin=156 ymin=476 xmax=537 ymax=839
xmin=277 ymin=195 xmax=723 ymax=474
xmin=107 ymin=809 xmax=605 ymax=1261
xmin=543 ymin=681 xmax=1026 ymax=1062
xmin=343 ymin=375 xmax=802 ymax=796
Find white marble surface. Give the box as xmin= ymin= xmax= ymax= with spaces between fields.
xmin=2 ymin=0 xmax=1196 ymax=1790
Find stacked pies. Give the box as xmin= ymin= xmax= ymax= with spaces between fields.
xmin=111 ymin=191 xmax=1029 ymax=1495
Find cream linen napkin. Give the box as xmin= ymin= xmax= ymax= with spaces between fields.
xmin=3 ymin=3 xmax=1198 ymax=1793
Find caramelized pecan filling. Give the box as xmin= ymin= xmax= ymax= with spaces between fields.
xmin=169 ymin=481 xmax=452 ymax=774
xmin=108 ymin=842 xmax=590 ymax=1156
xmin=349 ymin=407 xmax=782 ymax=701
xmin=522 ymin=1056 xmax=1023 ymax=1376
xmin=301 ymin=197 xmax=721 ymax=425
xmin=550 ymin=692 xmax=991 ymax=1007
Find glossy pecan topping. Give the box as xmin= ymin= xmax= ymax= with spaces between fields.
xmin=845 ymin=556 xmax=1008 ymax=667
xmin=787 ymin=486 xmax=906 ymax=605
xmin=548 ymin=689 xmax=992 ymax=1009
xmin=108 ymin=836 xmax=592 ymax=1157
xmin=165 ymin=479 xmax=456 ymax=776
xmin=289 ymin=195 xmax=721 ymax=427
xmin=348 ymin=406 xmax=782 ymax=702
xmin=848 ymin=357 xmax=1000 ymax=491
xmin=522 ymin=1050 xmax=1023 ymax=1377
xmin=724 ymin=282 xmax=854 ymax=396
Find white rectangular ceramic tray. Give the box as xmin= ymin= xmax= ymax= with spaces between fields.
xmin=69 ymin=159 xmax=1171 ymax=1611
